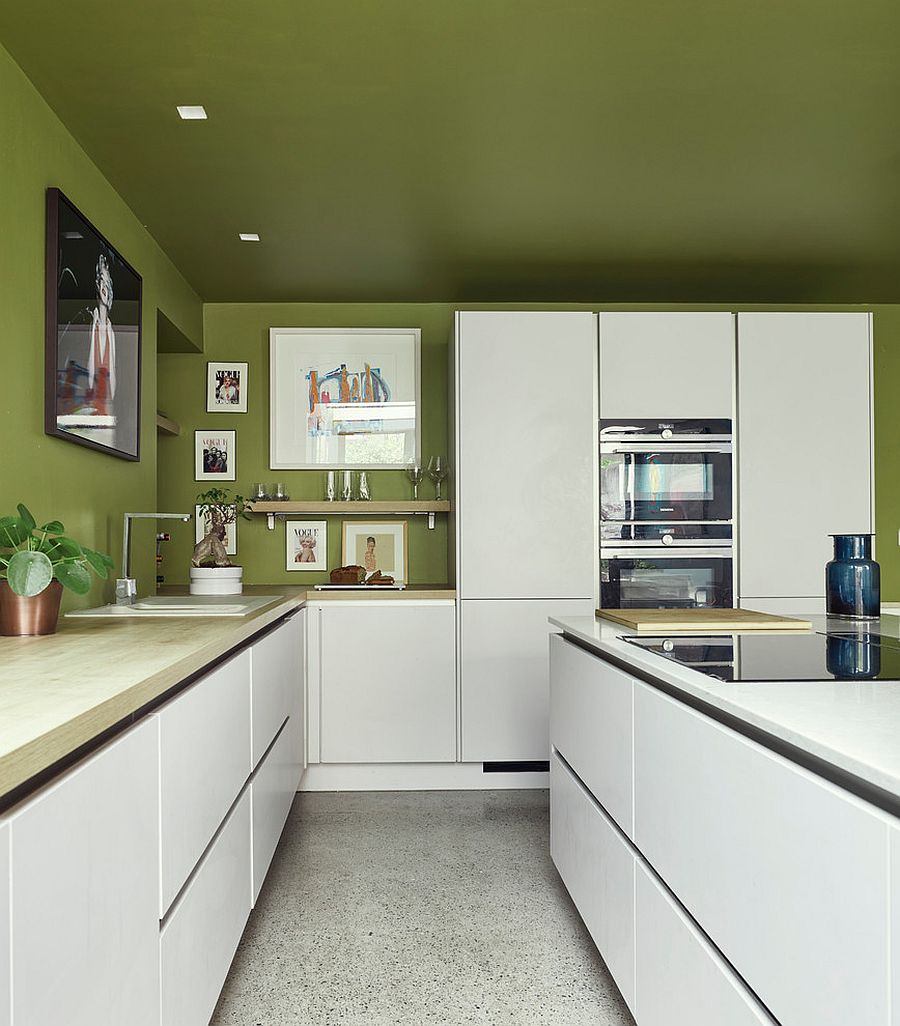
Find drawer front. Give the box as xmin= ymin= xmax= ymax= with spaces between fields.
xmin=635 ymin=862 xmax=776 ymax=1026
xmin=550 ymin=751 xmax=635 ymax=1012
xmin=893 ymin=827 xmax=900 ymax=1026
xmin=252 ymin=719 xmax=296 ymax=903
xmin=159 ymin=648 xmax=252 ymax=914
xmin=251 ymin=616 xmax=301 ymax=767
xmin=160 ymin=788 xmax=252 ymax=1026
xmin=550 ymin=635 xmax=633 ymax=835
xmin=0 ymin=824 xmax=7 ymax=1026
xmin=634 ymin=682 xmax=890 ymax=1026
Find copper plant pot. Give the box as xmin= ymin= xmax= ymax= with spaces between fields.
xmin=0 ymin=580 xmax=63 ymax=636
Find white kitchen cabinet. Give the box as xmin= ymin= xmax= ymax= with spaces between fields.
xmin=634 ymin=861 xmax=776 ymax=1026
xmin=893 ymin=826 xmax=900 ymax=1026
xmin=550 ymin=752 xmax=636 ymax=1013
xmin=252 ymin=720 xmax=297 ymax=903
xmin=737 ymin=312 xmax=872 ymax=602
xmin=0 ymin=825 xmax=6 ymax=1026
xmin=454 ymin=311 xmax=596 ymax=600
xmin=461 ymin=599 xmax=593 ymax=762
xmin=10 ymin=719 xmax=159 ymax=1026
xmin=319 ymin=603 xmax=456 ymax=763
xmin=251 ymin=613 xmax=302 ymax=768
xmin=291 ymin=608 xmax=307 ymax=783
xmin=599 ymin=311 xmax=735 ymax=421
xmin=159 ymin=648 xmax=252 ymax=914
xmin=633 ymin=680 xmax=890 ymax=1026
xmin=160 ymin=789 xmax=252 ymax=1026
xmin=549 ymin=634 xmax=633 ymax=835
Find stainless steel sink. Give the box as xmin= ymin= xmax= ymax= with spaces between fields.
xmin=66 ymin=595 xmax=282 ymax=618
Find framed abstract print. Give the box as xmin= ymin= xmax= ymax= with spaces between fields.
xmin=269 ymin=327 xmax=420 ymax=470
xmin=207 ymin=361 xmax=248 ymax=413
xmin=195 ymin=429 xmax=236 ymax=481
xmin=45 ymin=188 xmax=142 ymax=460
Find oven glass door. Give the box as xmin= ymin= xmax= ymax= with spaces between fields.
xmin=600 ymin=449 xmax=732 ymax=522
xmin=600 ymin=551 xmax=733 ymax=609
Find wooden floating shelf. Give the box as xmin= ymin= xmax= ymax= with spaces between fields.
xmin=247 ymin=500 xmax=451 ymax=530
xmin=155 ymin=412 xmax=181 ymax=437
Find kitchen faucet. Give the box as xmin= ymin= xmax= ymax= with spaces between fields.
xmin=117 ymin=512 xmax=192 ymax=605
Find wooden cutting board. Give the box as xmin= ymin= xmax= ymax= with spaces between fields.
xmin=596 ymin=607 xmax=812 ymax=632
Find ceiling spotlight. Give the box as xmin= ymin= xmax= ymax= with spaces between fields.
xmin=239 ymin=233 xmax=260 ymax=242
xmin=177 ymin=105 xmax=207 ymax=120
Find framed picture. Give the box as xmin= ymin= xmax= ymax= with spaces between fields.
xmin=207 ymin=361 xmax=248 ymax=413
xmin=194 ymin=505 xmax=237 ymax=556
xmin=286 ymin=520 xmax=328 ymax=571
xmin=195 ymin=429 xmax=236 ymax=481
xmin=342 ymin=521 xmax=408 ymax=583
xmin=269 ymin=327 xmax=420 ymax=470
xmin=45 ymin=188 xmax=142 ymax=461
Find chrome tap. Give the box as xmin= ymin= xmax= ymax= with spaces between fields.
xmin=116 ymin=512 xmax=192 ymax=605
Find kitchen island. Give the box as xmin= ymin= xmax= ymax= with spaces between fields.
xmin=549 ymin=614 xmax=900 ymax=1026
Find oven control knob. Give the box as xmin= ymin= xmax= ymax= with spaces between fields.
xmin=663 ymin=640 xmax=675 ymax=652
xmin=661 ymin=428 xmax=673 ymax=439
xmin=662 ymin=533 xmax=674 ymax=545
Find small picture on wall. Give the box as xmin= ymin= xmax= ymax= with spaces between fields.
xmin=195 ymin=504 xmax=237 ymax=556
xmin=286 ymin=520 xmax=328 ymax=571
xmin=207 ymin=362 xmax=248 ymax=413
xmin=342 ymin=521 xmax=408 ymax=583
xmin=195 ymin=429 xmax=236 ymax=481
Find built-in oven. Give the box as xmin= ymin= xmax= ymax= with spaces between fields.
xmin=600 ymin=548 xmax=734 ymax=609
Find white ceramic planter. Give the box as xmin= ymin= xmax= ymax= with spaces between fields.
xmin=189 ymin=566 xmax=243 ymax=596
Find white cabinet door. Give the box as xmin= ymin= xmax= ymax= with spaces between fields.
xmin=599 ymin=312 xmax=735 ymax=421
xmin=291 ymin=607 xmax=307 ymax=785
xmin=550 ymin=752 xmax=635 ymax=1013
xmin=159 ymin=648 xmax=252 ymax=914
xmin=10 ymin=719 xmax=159 ymax=1026
xmin=634 ymin=681 xmax=889 ymax=1026
xmin=0 ymin=824 xmax=8 ymax=1026
xmin=160 ymin=789 xmax=252 ymax=1026
xmin=320 ymin=604 xmax=456 ymax=763
xmin=461 ymin=598 xmax=593 ymax=762
xmin=251 ymin=614 xmax=301 ymax=768
xmin=893 ymin=826 xmax=900 ymax=1026
xmin=252 ymin=720 xmax=296 ymax=904
xmin=737 ymin=312 xmax=872 ymax=601
xmin=549 ymin=634 xmax=633 ymax=835
xmin=634 ymin=861 xmax=776 ymax=1026
xmin=455 ymin=311 xmax=596 ymax=600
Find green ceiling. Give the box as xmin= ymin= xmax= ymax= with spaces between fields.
xmin=2 ymin=0 xmax=899 ymax=303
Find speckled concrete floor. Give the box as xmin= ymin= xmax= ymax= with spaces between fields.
xmin=211 ymin=790 xmax=635 ymax=1026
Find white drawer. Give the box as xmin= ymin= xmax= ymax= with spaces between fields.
xmin=550 ymin=635 xmax=633 ymax=835
xmin=550 ymin=751 xmax=635 ymax=1012
xmin=635 ymin=861 xmax=776 ymax=1026
xmin=634 ymin=681 xmax=890 ymax=1026
xmin=160 ymin=788 xmax=252 ymax=1026
xmin=892 ymin=827 xmax=900 ymax=1026
xmin=251 ymin=719 xmax=297 ymax=904
xmin=159 ymin=648 xmax=252 ymax=914
xmin=251 ymin=616 xmax=301 ymax=767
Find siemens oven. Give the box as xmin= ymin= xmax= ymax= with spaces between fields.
xmin=600 ymin=548 xmax=734 ymax=609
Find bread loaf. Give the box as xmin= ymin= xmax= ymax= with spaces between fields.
xmin=329 ymin=565 xmax=366 ymax=584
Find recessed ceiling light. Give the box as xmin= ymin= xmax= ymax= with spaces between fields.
xmin=177 ymin=105 xmax=207 ymax=120
xmin=239 ymin=233 xmax=260 ymax=242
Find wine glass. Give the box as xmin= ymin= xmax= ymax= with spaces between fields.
xmin=406 ymin=461 xmax=424 ymax=501
xmin=427 ymin=456 xmax=449 ymax=501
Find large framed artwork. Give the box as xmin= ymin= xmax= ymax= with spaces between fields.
xmin=269 ymin=327 xmax=420 ymax=469
xmin=45 ymin=188 xmax=142 ymax=460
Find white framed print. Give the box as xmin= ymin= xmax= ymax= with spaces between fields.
xmin=341 ymin=520 xmax=408 ymax=583
xmin=286 ymin=520 xmax=328 ymax=571
xmin=269 ymin=327 xmax=420 ymax=470
xmin=195 ymin=505 xmax=237 ymax=556
xmin=194 ymin=429 xmax=236 ymax=481
xmin=207 ymin=362 xmax=248 ymax=413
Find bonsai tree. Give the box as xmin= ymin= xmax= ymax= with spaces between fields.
xmin=192 ymin=488 xmax=251 ymax=568
xmin=0 ymin=503 xmax=114 ymax=597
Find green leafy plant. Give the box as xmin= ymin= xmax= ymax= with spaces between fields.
xmin=196 ymin=488 xmax=252 ymax=535
xmin=0 ymin=504 xmax=114 ymax=598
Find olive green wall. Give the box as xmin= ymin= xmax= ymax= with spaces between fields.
xmin=0 ymin=42 xmax=202 ymax=609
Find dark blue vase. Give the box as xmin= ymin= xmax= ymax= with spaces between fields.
xmin=825 ymin=534 xmax=880 ymax=619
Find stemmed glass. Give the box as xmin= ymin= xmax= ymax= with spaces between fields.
xmin=427 ymin=456 xmax=449 ymax=501
xmin=406 ymin=461 xmax=424 ymax=500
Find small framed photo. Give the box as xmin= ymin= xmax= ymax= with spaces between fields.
xmin=342 ymin=521 xmax=408 ymax=583
xmin=286 ymin=520 xmax=328 ymax=571
xmin=195 ymin=505 xmax=237 ymax=556
xmin=207 ymin=362 xmax=248 ymax=413
xmin=195 ymin=429 xmax=236 ymax=481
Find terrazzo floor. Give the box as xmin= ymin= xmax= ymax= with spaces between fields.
xmin=211 ymin=789 xmax=635 ymax=1026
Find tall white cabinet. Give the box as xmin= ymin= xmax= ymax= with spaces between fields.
xmin=453 ymin=311 xmax=596 ymax=762
xmin=737 ymin=312 xmax=873 ymax=610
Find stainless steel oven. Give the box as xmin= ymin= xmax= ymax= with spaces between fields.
xmin=600 ymin=548 xmax=734 ymax=609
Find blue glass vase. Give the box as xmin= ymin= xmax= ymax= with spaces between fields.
xmin=825 ymin=534 xmax=880 ymax=620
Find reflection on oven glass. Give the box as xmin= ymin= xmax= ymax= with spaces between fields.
xmin=601 ymin=558 xmax=732 ymax=609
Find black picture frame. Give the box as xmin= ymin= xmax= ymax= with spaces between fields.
xmin=45 ymin=188 xmax=142 ymax=461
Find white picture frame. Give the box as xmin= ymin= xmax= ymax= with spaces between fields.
xmin=285 ymin=520 xmax=328 ymax=572
xmin=341 ymin=520 xmax=408 ymax=583
xmin=269 ymin=327 xmax=421 ymax=470
xmin=194 ymin=429 xmax=236 ymax=481
xmin=194 ymin=505 xmax=237 ymax=556
xmin=206 ymin=362 xmax=248 ymax=413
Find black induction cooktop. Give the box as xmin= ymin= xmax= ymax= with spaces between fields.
xmin=622 ymin=630 xmax=900 ymax=682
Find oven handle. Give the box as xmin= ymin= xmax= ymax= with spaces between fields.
xmin=600 ymin=442 xmax=732 ymax=454
xmin=602 ymin=548 xmax=733 ymax=560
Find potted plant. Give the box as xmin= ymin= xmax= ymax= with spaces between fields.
xmin=0 ymin=503 xmax=114 ymax=636
xmin=191 ymin=488 xmax=251 ymax=595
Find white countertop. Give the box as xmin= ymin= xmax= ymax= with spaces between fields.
xmin=550 ymin=613 xmax=900 ymax=804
